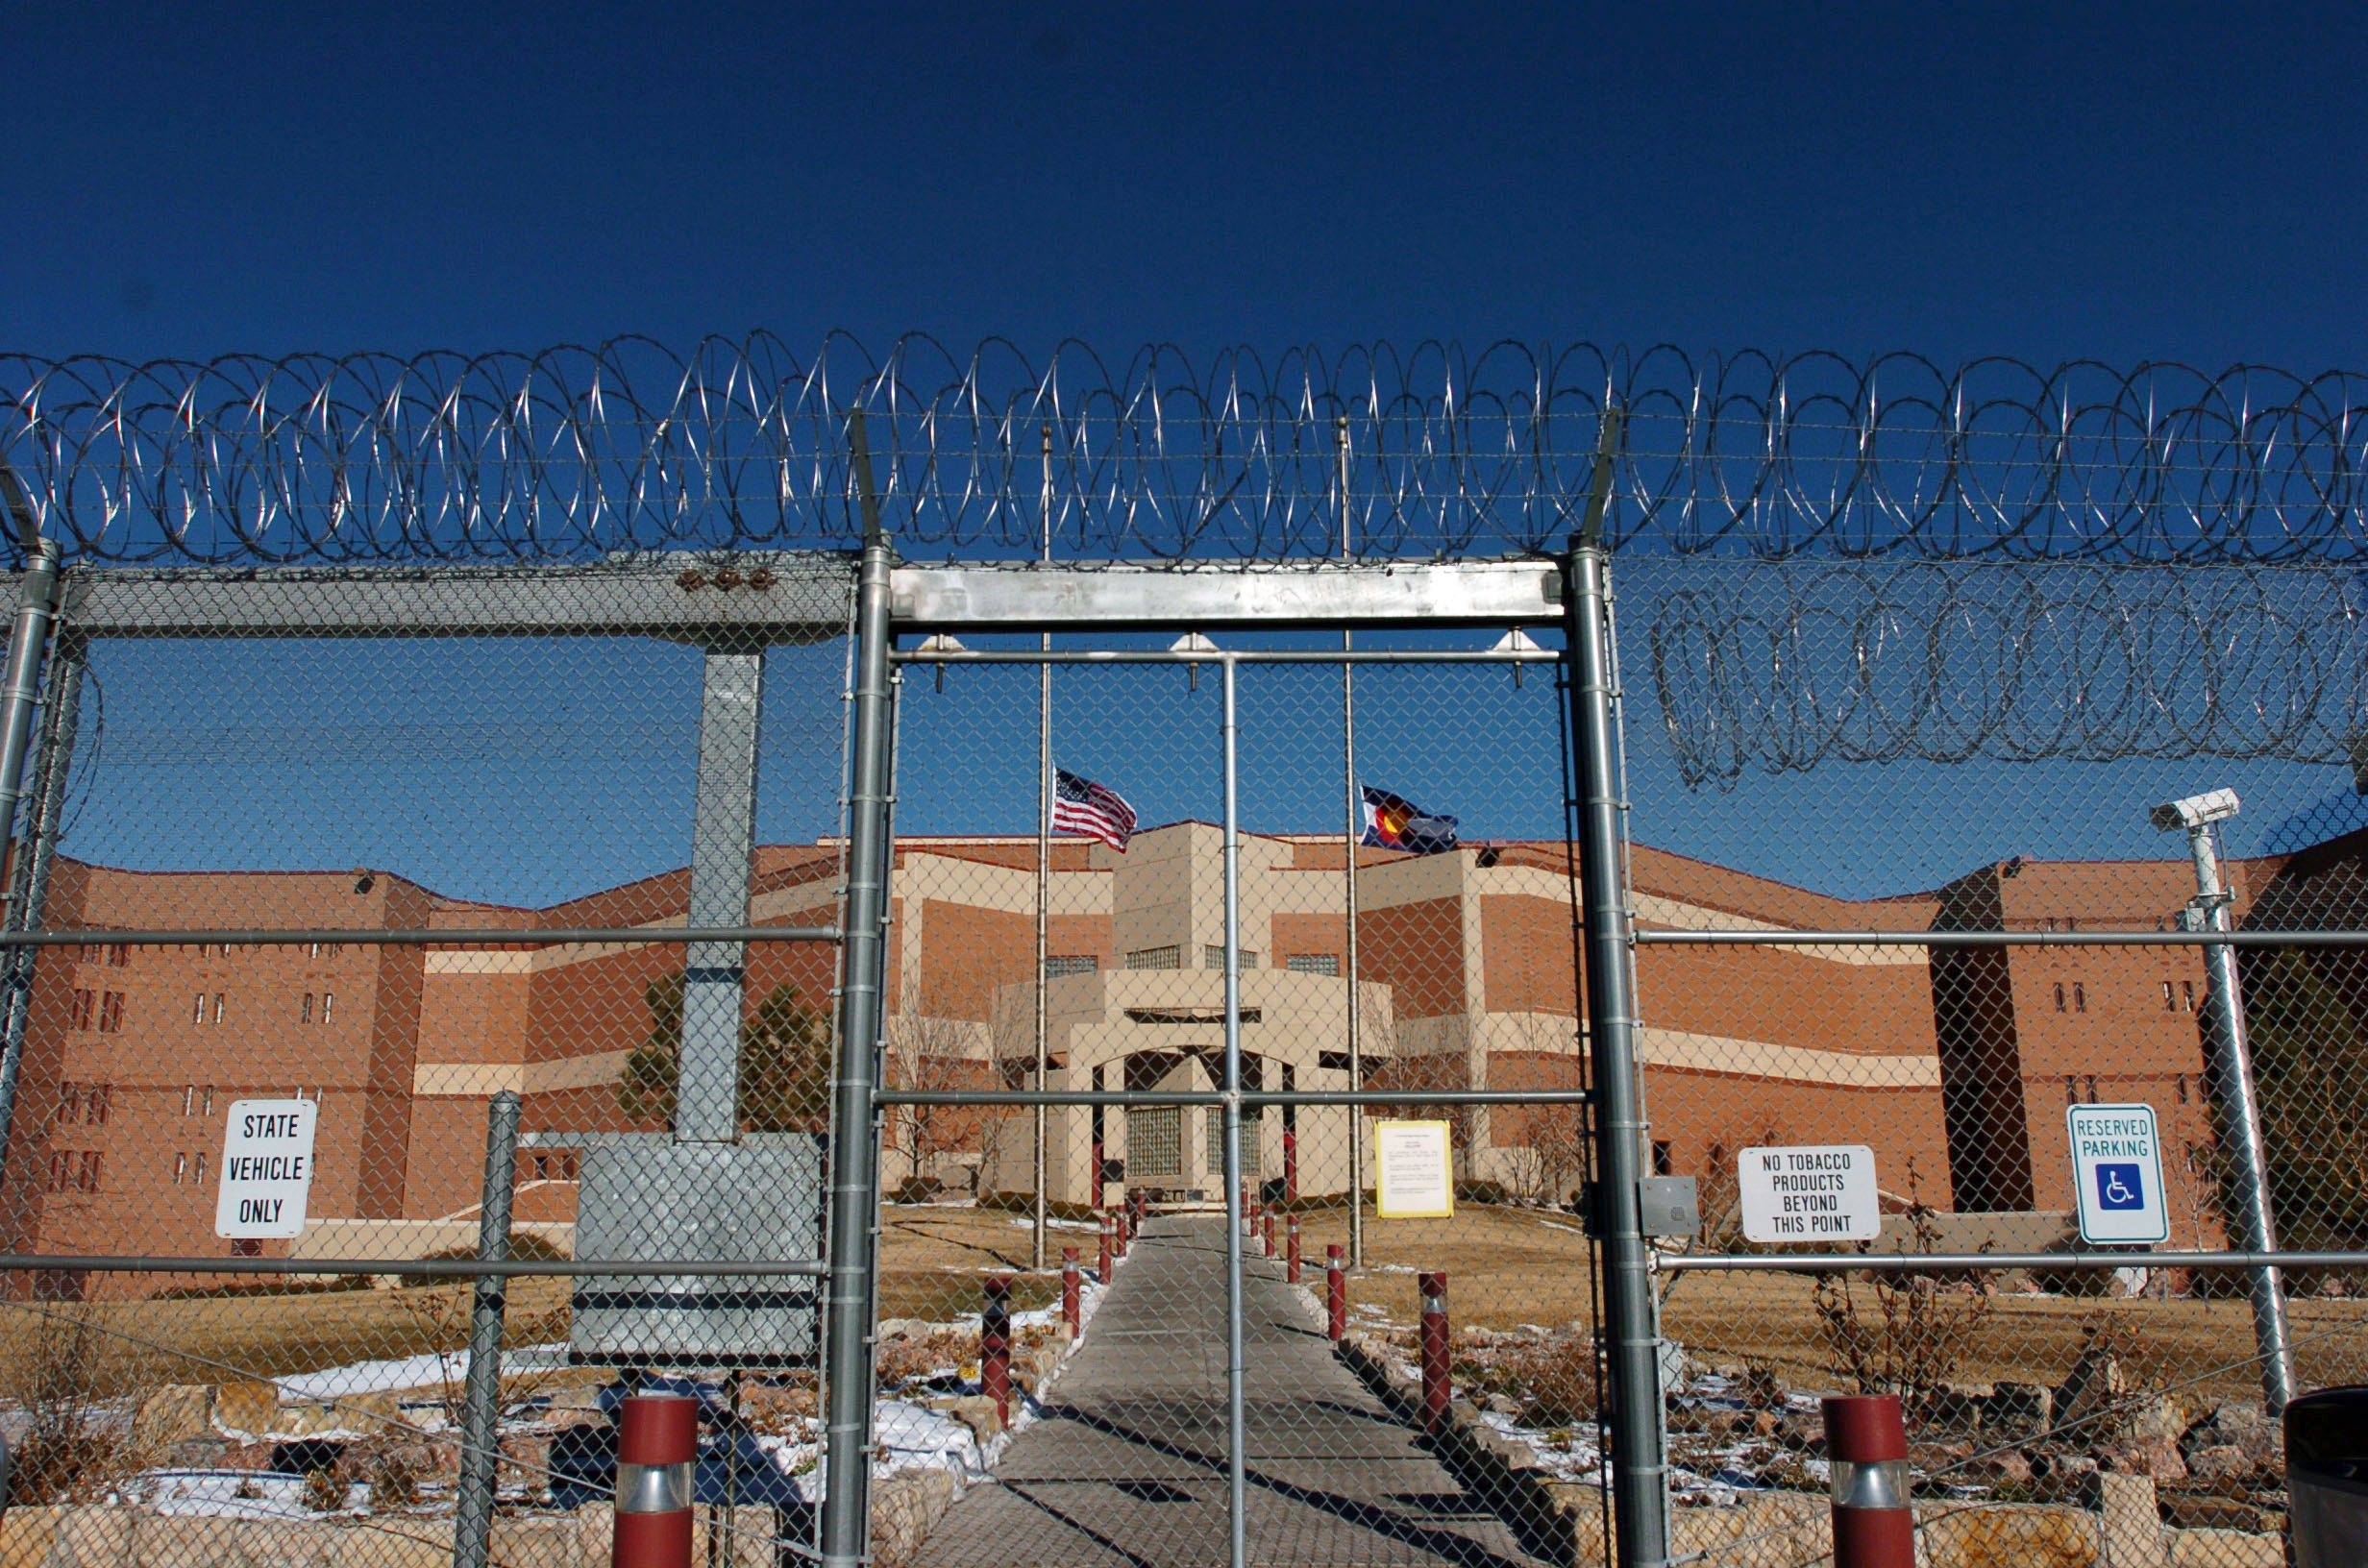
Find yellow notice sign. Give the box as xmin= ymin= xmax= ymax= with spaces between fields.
xmin=1373 ymin=1120 xmax=1455 ymax=1218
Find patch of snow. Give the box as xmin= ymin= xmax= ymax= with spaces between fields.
xmin=116 ymin=1469 xmax=367 ymax=1520
xmin=275 ymin=1343 xmax=569 ymax=1403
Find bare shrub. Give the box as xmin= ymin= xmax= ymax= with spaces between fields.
xmin=1814 ymin=1197 xmax=1995 ymax=1431
xmin=1501 ymin=1334 xmax=1598 ymax=1428
xmin=6 ymin=1311 xmax=131 ymax=1505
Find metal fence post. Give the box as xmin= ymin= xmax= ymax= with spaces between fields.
xmin=819 ymin=412 xmax=897 ymax=1568
xmin=0 ymin=540 xmax=64 ymax=1231
xmin=1566 ymin=532 xmax=1670 ymax=1568
xmin=2169 ymin=812 xmax=2297 ymax=1411
xmin=0 ymin=625 xmax=79 ymax=1216
xmin=1221 ymin=652 xmax=1248 ymax=1568
xmin=454 ymin=1090 xmax=522 ymax=1568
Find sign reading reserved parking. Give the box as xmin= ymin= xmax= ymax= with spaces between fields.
xmin=1738 ymin=1143 xmax=1882 ymax=1243
xmin=215 ymin=1099 xmax=318 ymax=1239
xmin=2067 ymin=1103 xmax=2168 ymax=1245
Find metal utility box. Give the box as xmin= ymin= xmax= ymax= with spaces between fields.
xmin=570 ymin=1135 xmax=825 ymax=1367
xmin=1638 ymin=1176 xmax=1702 ymax=1238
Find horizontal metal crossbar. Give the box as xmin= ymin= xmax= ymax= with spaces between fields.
xmin=1633 ymin=928 xmax=2368 ymax=946
xmin=0 ymin=925 xmax=841 ymax=947
xmin=1658 ymin=1250 xmax=2368 ymax=1272
xmin=894 ymin=648 xmax=1558 ymax=665
xmin=890 ymin=559 xmax=1566 ymax=630
xmin=874 ymin=1089 xmax=1591 ymax=1107
xmin=0 ymin=1255 xmax=828 ymax=1277
xmin=52 ymin=557 xmax=855 ymax=642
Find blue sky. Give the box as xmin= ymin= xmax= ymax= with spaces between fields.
xmin=8 ymin=5 xmax=2368 ymax=370
xmin=15 ymin=4 xmax=2368 ymax=905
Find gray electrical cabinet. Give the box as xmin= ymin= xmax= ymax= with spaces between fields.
xmin=569 ymin=1134 xmax=825 ymax=1367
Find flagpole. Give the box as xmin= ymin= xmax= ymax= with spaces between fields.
xmin=1338 ymin=416 xmax=1366 ymax=1272
xmin=1033 ymin=423 xmax=1052 ymax=1273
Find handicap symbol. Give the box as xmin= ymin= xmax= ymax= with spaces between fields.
xmin=2095 ymin=1163 xmax=2145 ymax=1212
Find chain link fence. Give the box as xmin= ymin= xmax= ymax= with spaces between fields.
xmin=0 ymin=435 xmax=2358 ymax=1568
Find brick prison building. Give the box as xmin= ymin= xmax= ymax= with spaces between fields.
xmin=8 ymin=816 xmax=2344 ymax=1293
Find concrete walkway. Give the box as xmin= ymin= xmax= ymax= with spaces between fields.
xmin=913 ymin=1216 xmax=1543 ymax=1568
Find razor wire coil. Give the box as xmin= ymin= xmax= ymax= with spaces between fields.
xmin=11 ymin=336 xmax=2368 ymax=565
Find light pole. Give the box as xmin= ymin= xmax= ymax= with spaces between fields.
xmin=2151 ymin=788 xmax=2295 ymax=1412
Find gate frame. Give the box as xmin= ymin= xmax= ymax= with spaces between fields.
xmin=851 ymin=547 xmax=1636 ymax=1568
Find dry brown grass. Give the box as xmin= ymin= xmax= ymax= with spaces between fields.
xmin=0 ymin=1279 xmax=574 ymax=1400
xmin=0 ymin=1203 xmax=2355 ymax=1414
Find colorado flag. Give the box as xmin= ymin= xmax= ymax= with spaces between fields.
xmin=1360 ymin=785 xmax=1460 ymax=855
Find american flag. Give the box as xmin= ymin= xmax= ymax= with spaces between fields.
xmin=1052 ymin=768 xmax=1137 ymax=851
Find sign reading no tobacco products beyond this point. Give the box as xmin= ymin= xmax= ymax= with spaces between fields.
xmin=215 ymin=1099 xmax=318 ymax=1239
xmin=1737 ymin=1144 xmax=1882 ymax=1243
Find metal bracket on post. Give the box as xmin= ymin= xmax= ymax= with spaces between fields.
xmin=454 ymin=1090 xmax=522 ymax=1568
xmin=819 ymin=410 xmax=897 ymax=1568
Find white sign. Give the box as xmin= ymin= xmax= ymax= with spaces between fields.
xmin=214 ymin=1099 xmax=318 ymax=1239
xmin=1738 ymin=1144 xmax=1882 ymax=1243
xmin=2068 ymin=1103 xmax=2168 ymax=1245
xmin=1373 ymin=1120 xmax=1455 ymax=1218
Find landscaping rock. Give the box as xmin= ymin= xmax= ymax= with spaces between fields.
xmin=2052 ymin=1341 xmax=2130 ymax=1434
xmin=873 ymin=1468 xmax=963 ymax=1568
xmin=2186 ymin=1443 xmax=2249 ymax=1481
xmin=945 ymin=1395 xmax=1002 ymax=1441
xmin=1986 ymin=1382 xmax=2053 ymax=1433
xmin=1918 ymin=1501 xmax=2099 ymax=1568
xmin=131 ymin=1386 xmax=214 ymax=1452
xmin=211 ymin=1383 xmax=279 ymax=1438
xmin=2159 ymin=1491 xmax=2267 ymax=1532
xmin=1967 ymin=1449 xmax=2033 ymax=1485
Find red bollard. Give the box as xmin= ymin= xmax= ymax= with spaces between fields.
xmin=613 ymin=1394 xmax=697 ymax=1568
xmin=1114 ymin=1205 xmax=1129 ymax=1259
xmin=1286 ymin=1213 xmax=1302 ymax=1283
xmin=1062 ymin=1246 xmax=1082 ymax=1334
xmin=1418 ymin=1271 xmax=1450 ymax=1434
xmin=981 ymin=1277 xmax=1013 ymax=1424
xmin=1326 ymin=1244 xmax=1346 ymax=1340
xmin=1264 ymin=1205 xmax=1278 ymax=1259
xmin=1822 ymin=1394 xmax=1914 ymax=1568
xmin=1098 ymin=1213 xmax=1114 ymax=1278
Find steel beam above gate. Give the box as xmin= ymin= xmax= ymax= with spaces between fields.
xmin=889 ymin=557 xmax=1566 ymax=629
xmin=36 ymin=554 xmax=854 ymax=641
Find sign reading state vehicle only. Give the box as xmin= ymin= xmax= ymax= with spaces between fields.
xmin=1738 ymin=1143 xmax=1882 ymax=1243
xmin=215 ymin=1099 xmax=318 ymax=1239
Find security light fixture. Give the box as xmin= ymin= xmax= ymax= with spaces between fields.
xmin=2149 ymin=789 xmax=2240 ymax=833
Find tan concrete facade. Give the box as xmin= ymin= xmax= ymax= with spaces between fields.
xmin=7 ymin=817 xmax=2319 ymax=1291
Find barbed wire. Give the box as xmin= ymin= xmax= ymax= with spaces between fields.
xmin=1644 ymin=559 xmax=2368 ymax=786
xmin=9 ymin=336 xmax=2368 ymax=565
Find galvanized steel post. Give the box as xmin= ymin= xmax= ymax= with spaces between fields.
xmin=0 ymin=622 xmax=79 ymax=1210
xmin=1221 ymin=653 xmax=1248 ymax=1568
xmin=0 ymin=536 xmax=64 ymax=1224
xmin=1566 ymin=526 xmax=1670 ymax=1568
xmin=454 ymin=1090 xmax=522 ymax=1568
xmin=2179 ymin=816 xmax=2296 ymax=1411
xmin=819 ymin=411 xmax=898 ymax=1568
